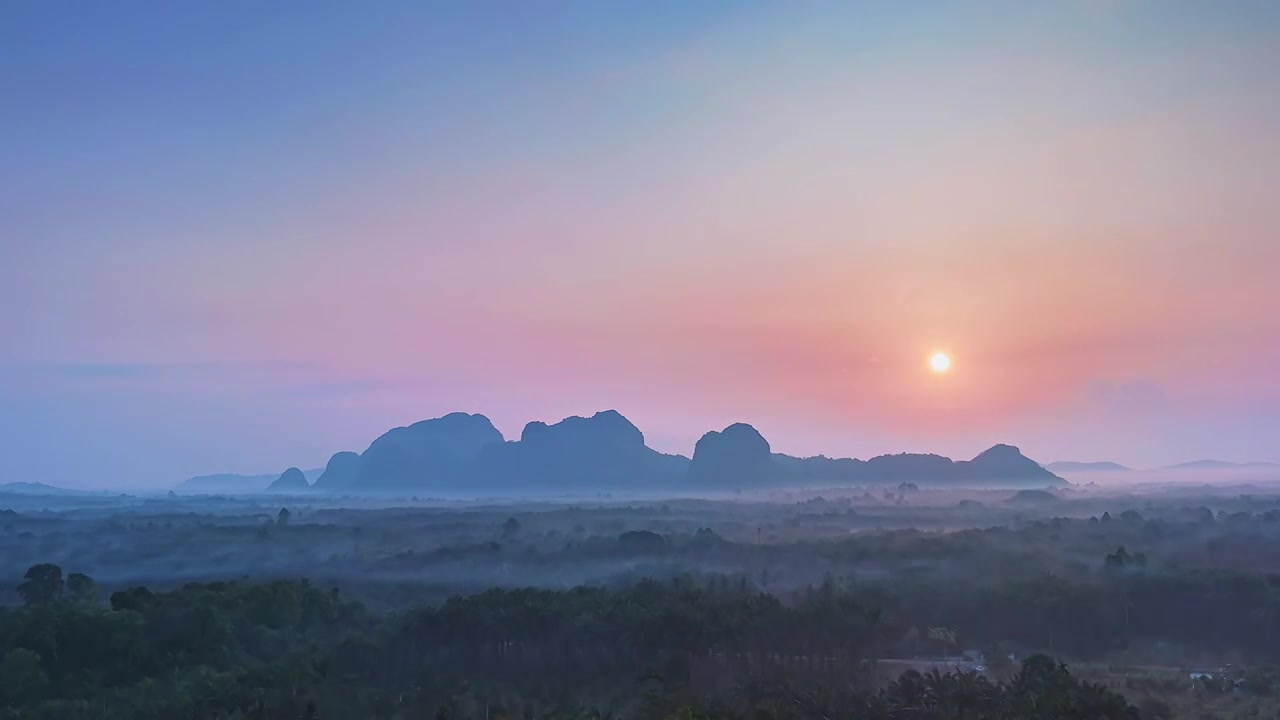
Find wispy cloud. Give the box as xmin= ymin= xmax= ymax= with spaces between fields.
xmin=0 ymin=361 xmax=409 ymax=402
xmin=50 ymin=363 xmax=164 ymax=379
xmin=28 ymin=361 xmax=319 ymax=381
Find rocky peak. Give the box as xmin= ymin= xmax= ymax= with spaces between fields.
xmin=266 ymin=467 xmax=309 ymax=492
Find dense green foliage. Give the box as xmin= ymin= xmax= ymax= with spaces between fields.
xmin=6 ymin=487 xmax=1280 ymax=717
xmin=0 ymin=566 xmax=1139 ymax=719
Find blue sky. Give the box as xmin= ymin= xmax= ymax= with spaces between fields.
xmin=3 ymin=2 xmax=1279 ymax=488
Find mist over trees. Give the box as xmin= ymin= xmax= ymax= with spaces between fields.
xmin=0 ymin=563 xmax=1145 ymax=719
xmin=7 ymin=477 xmax=1280 ymax=716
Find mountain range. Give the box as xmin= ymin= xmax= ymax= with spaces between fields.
xmin=1043 ymin=459 xmax=1279 ymax=473
xmin=1044 ymin=461 xmax=1132 ymax=473
xmin=179 ymin=410 xmax=1062 ymax=495
xmin=175 ymin=468 xmax=323 ymax=495
xmin=1164 ymin=460 xmax=1280 ymax=470
xmin=0 ymin=481 xmax=97 ymax=496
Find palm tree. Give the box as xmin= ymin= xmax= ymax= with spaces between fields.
xmin=885 ymin=670 xmax=931 ymax=714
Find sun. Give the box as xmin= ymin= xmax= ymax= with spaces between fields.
xmin=929 ymin=352 xmax=952 ymax=374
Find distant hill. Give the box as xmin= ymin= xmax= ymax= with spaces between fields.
xmin=471 ymin=410 xmax=687 ymax=491
xmin=355 ymin=412 xmax=503 ymax=491
xmin=0 ymin=481 xmax=93 ymax=496
xmin=312 ymin=452 xmax=361 ymax=491
xmin=266 ymin=467 xmax=310 ymax=493
xmin=690 ymin=424 xmax=1062 ymax=489
xmin=315 ymin=410 xmax=688 ymax=493
xmin=1165 ymin=460 xmax=1280 ymax=470
xmin=961 ymin=444 xmax=1064 ymax=484
xmin=1045 ymin=461 xmax=1131 ymax=473
xmin=1167 ymin=459 xmax=1237 ymax=470
xmin=313 ymin=412 xmax=506 ymax=492
xmin=1007 ymin=488 xmax=1059 ymax=504
xmin=175 ymin=468 xmax=322 ymax=494
xmin=285 ymin=412 xmax=1060 ymax=494
xmin=772 ymin=454 xmax=866 ymax=483
xmin=688 ymin=423 xmax=773 ymax=488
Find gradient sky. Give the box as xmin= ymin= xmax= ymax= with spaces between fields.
xmin=3 ymin=1 xmax=1279 ymax=489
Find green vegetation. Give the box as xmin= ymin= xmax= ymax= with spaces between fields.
xmin=0 ymin=565 xmax=1138 ymax=719
xmin=6 ymin=485 xmax=1280 ymax=717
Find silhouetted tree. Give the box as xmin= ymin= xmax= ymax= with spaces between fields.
xmin=66 ymin=571 xmax=97 ymax=603
xmin=17 ymin=563 xmax=63 ymax=605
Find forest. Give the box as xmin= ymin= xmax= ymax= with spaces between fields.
xmin=5 ymin=481 xmax=1280 ymax=718
xmin=2 ymin=565 xmax=1145 ymax=720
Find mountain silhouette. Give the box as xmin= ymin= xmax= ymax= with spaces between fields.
xmin=175 ymin=469 xmax=322 ymax=494
xmin=0 ymin=482 xmax=94 ymax=496
xmin=471 ymin=410 xmax=688 ymax=490
xmin=957 ymin=443 xmax=1062 ymax=483
xmin=344 ymin=413 xmax=504 ymax=491
xmin=309 ymin=410 xmax=688 ymax=493
xmin=266 ymin=467 xmax=310 ymax=492
xmin=1045 ymin=461 xmax=1131 ymax=473
xmin=312 ymin=451 xmax=362 ymax=491
xmin=687 ymin=423 xmax=774 ymax=488
xmin=863 ymin=452 xmax=956 ymax=481
xmin=773 ymin=454 xmax=867 ymax=483
xmin=691 ymin=430 xmax=1061 ymax=489
xmin=1165 ymin=459 xmax=1279 ymax=470
xmin=266 ymin=411 xmax=1062 ymax=494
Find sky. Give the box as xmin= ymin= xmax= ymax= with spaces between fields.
xmin=3 ymin=1 xmax=1279 ymax=488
